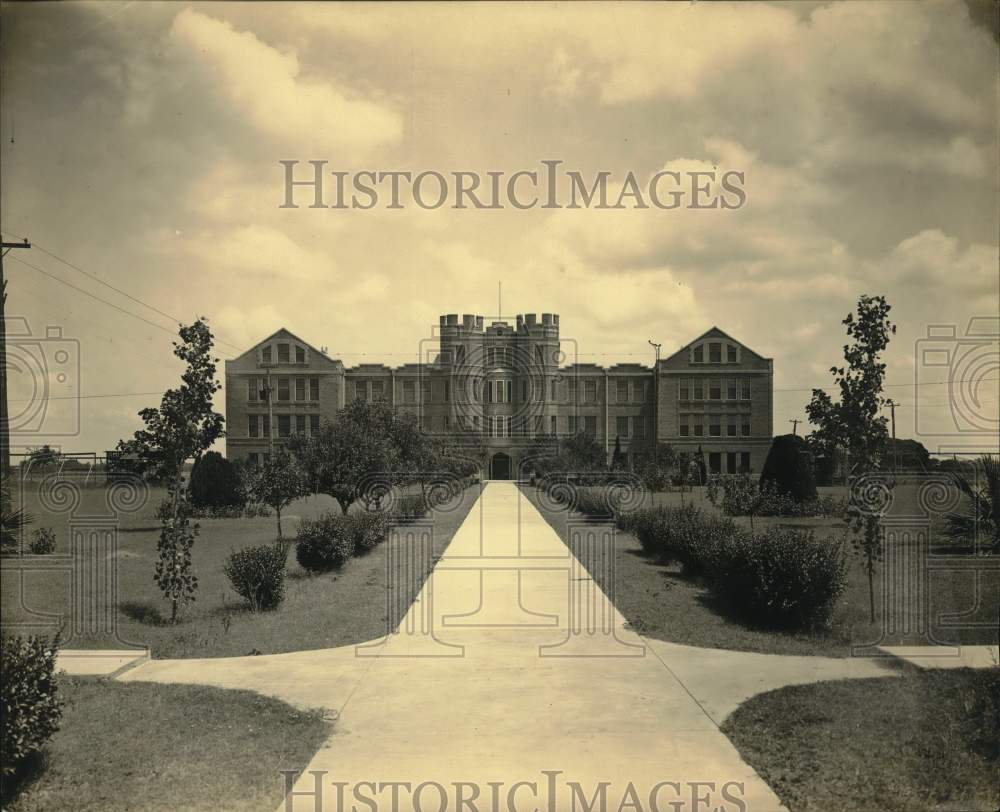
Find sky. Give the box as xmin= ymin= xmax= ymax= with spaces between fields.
xmin=1 ymin=0 xmax=997 ymax=459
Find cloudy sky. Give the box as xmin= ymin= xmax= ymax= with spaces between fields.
xmin=2 ymin=0 xmax=997 ymax=457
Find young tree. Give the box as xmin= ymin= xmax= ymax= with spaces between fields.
xmin=242 ymin=447 xmax=305 ymax=539
xmin=611 ymin=436 xmax=624 ymax=470
xmin=806 ymin=294 xmax=896 ymax=622
xmin=118 ymin=319 xmax=224 ymax=622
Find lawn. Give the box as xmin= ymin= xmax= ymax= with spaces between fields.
xmin=3 ymin=676 xmax=332 ymax=812
xmin=1 ymin=481 xmax=480 ymax=658
xmin=721 ymin=669 xmax=1000 ymax=812
xmin=524 ymin=483 xmax=1000 ymax=657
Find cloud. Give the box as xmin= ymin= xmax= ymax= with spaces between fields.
xmin=168 ymin=8 xmax=402 ymax=156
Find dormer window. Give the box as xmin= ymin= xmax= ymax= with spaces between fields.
xmin=693 ymin=345 xmax=704 ymax=363
xmin=278 ymin=343 xmax=290 ymax=363
xmin=261 ymin=345 xmax=272 ymax=364
xmin=709 ymin=342 xmax=722 ymax=363
xmin=727 ymin=344 xmax=738 ymax=363
xmin=296 ymin=345 xmax=306 ymax=364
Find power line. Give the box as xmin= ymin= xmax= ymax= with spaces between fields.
xmin=6 ymin=391 xmax=166 ymax=403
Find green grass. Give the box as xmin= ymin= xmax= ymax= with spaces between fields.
xmin=721 ymin=669 xmax=1000 ymax=812
xmin=3 ymin=676 xmax=332 ymax=812
xmin=524 ymin=483 xmax=999 ymax=657
xmin=1 ymin=483 xmax=480 ymax=658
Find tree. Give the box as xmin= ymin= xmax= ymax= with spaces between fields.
xmin=944 ymin=454 xmax=999 ymax=553
xmin=242 ymin=447 xmax=305 ymax=539
xmin=611 ymin=436 xmax=624 ymax=470
xmin=289 ymin=400 xmax=398 ymax=514
xmin=188 ymin=451 xmax=243 ymax=508
xmin=806 ymin=294 xmax=896 ymax=622
xmin=118 ymin=319 xmax=224 ymax=622
xmin=760 ymin=434 xmax=818 ymax=503
xmin=23 ymin=445 xmax=61 ymax=480
xmin=634 ymin=442 xmax=677 ymax=492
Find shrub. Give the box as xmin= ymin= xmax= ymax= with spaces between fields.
xmin=295 ymin=514 xmax=356 ymax=572
xmin=1 ymin=634 xmax=63 ymax=782
xmin=28 ymin=528 xmax=57 ymax=555
xmin=710 ymin=527 xmax=848 ymax=629
xmin=392 ymin=494 xmax=428 ymax=523
xmin=706 ymin=474 xmax=845 ymax=518
xmin=343 ymin=511 xmax=391 ymax=553
xmin=760 ymin=434 xmax=818 ymax=503
xmin=188 ymin=451 xmax=244 ymax=509
xmin=574 ymin=487 xmax=612 ymax=519
xmin=223 ymin=543 xmax=289 ymax=611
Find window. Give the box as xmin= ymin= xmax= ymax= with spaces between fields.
xmin=422 ymin=415 xmax=431 ymax=432
xmin=248 ymin=377 xmax=260 ymax=402
xmin=727 ymin=452 xmax=737 ymax=474
xmin=551 ymin=380 xmax=557 ymax=401
xmin=740 ymin=452 xmax=751 ymax=473
xmin=403 ymin=381 xmax=416 ymax=403
xmin=741 ymin=421 xmax=751 ymax=437
xmin=278 ymin=415 xmax=290 ymax=438
xmin=679 ymin=420 xmax=689 ymax=437
xmin=296 ymin=345 xmax=306 ymax=364
xmin=693 ymin=381 xmax=704 ymax=400
xmin=249 ymin=453 xmax=259 ymax=466
xmin=642 ymin=379 xmax=650 ymax=400
xmin=355 ymin=380 xmax=367 ymax=402
xmin=616 ymin=416 xmax=629 ymax=438
xmin=727 ymin=420 xmax=737 ymax=437
xmin=584 ymin=416 xmax=597 ymax=436
xmin=521 ymin=380 xmax=528 ymax=402
xmin=584 ymin=380 xmax=597 ymax=403
xmin=694 ymin=421 xmax=704 ymax=437
xmin=309 ymin=378 xmax=319 ymax=401
xmin=309 ymin=415 xmax=319 ymax=434
xmin=473 ymin=378 xmax=480 ymax=401
xmin=693 ymin=344 xmax=703 ymax=363
xmin=249 ymin=414 xmax=259 ymax=438
xmin=295 ymin=378 xmax=306 ymax=401
xmin=277 ymin=377 xmax=290 ymax=401
xmin=261 ymin=345 xmax=272 ymax=363
xmin=261 ymin=415 xmax=271 ymax=437
xmin=633 ymin=416 xmax=645 ymax=439
xmin=568 ymin=380 xmax=578 ymax=402
xmin=443 ymin=381 xmax=450 ymax=403
xmin=455 ymin=346 xmax=466 ymax=364
xmin=296 ymin=415 xmax=306 ymax=435
xmin=491 ymin=380 xmax=511 ymax=403
xmin=278 ymin=343 xmax=290 ymax=363
xmin=568 ymin=415 xmax=578 ymax=434
xmin=709 ymin=417 xmax=721 ymax=437
xmin=534 ymin=415 xmax=544 ymax=435
xmin=551 ymin=415 xmax=557 ymax=435
xmin=709 ymin=452 xmax=721 ymax=474
xmin=536 ymin=345 xmax=545 ymax=365
xmin=709 ymin=342 xmax=722 ymax=363
xmin=617 ymin=379 xmax=629 ymax=403
xmin=371 ymin=380 xmax=384 ymax=400
xmin=709 ymin=379 xmax=721 ymax=400
xmin=727 ymin=378 xmax=737 ymax=400
xmin=679 ymin=379 xmax=689 ymax=400
xmin=473 ymin=416 xmax=480 ymax=432
xmin=443 ymin=415 xmax=450 ymax=430
xmin=422 ymin=384 xmax=432 ymax=404
xmin=727 ymin=344 xmax=737 ymax=363
xmin=740 ymin=377 xmax=751 ymax=400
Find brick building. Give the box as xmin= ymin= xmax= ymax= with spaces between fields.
xmin=225 ymin=317 xmax=773 ymax=479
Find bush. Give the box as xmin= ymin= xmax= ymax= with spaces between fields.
xmin=189 ymin=451 xmax=244 ymax=509
xmin=392 ymin=494 xmax=428 ymax=523
xmin=342 ymin=511 xmax=391 ymax=553
xmin=706 ymin=474 xmax=845 ymax=518
xmin=223 ymin=543 xmax=289 ymax=611
xmin=1 ymin=634 xmax=63 ymax=783
xmin=760 ymin=435 xmax=818 ymax=503
xmin=295 ymin=514 xmax=356 ymax=572
xmin=710 ymin=527 xmax=848 ymax=629
xmin=28 ymin=528 xmax=57 ymax=555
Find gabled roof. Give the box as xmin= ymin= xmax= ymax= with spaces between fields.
xmin=226 ymin=327 xmax=339 ymax=366
xmin=664 ymin=326 xmax=771 ymax=363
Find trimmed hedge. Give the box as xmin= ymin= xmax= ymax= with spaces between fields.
xmin=619 ymin=505 xmax=847 ymax=629
xmin=189 ymin=451 xmax=244 ymax=509
xmin=760 ymin=434 xmax=818 ymax=503
xmin=1 ymin=634 xmax=63 ymax=782
xmin=223 ymin=543 xmax=288 ymax=611
xmin=392 ymin=494 xmax=429 ymax=523
xmin=343 ymin=512 xmax=391 ymax=553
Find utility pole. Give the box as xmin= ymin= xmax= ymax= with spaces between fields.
xmin=648 ymin=340 xmax=661 ymax=455
xmin=789 ymin=418 xmax=800 ymax=436
xmin=260 ymin=366 xmax=275 ymax=457
xmin=886 ymin=398 xmax=897 ymax=472
xmin=1 ymin=238 xmax=31 ymax=508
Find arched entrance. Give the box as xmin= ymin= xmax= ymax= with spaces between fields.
xmin=490 ymin=452 xmax=512 ymax=480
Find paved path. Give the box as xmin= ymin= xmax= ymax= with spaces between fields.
xmin=120 ymin=482 xmax=896 ymax=812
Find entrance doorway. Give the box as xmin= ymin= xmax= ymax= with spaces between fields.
xmin=490 ymin=452 xmax=512 ymax=480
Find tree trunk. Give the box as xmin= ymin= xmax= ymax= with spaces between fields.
xmin=276 ymin=506 xmax=283 ymax=539
xmin=170 ymin=467 xmax=183 ymax=624
xmin=867 ymin=564 xmax=875 ymax=624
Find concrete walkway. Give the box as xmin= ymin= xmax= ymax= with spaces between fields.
xmin=119 ymin=482 xmax=899 ymax=812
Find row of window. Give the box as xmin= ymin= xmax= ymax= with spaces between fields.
xmin=438 ymin=345 xmax=556 ymax=369
xmin=259 ymin=342 xmax=309 ymax=365
xmin=679 ymin=416 xmax=752 ymax=437
xmin=248 ymin=376 xmax=320 ymax=403
xmin=350 ymin=377 xmax=650 ymax=405
xmin=678 ymin=377 xmax=752 ymax=402
xmin=247 ymin=413 xmax=321 ymax=439
xmin=709 ymin=451 xmax=753 ymax=475
xmin=414 ymin=413 xmax=650 ymax=439
xmin=690 ymin=341 xmax=740 ymax=365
